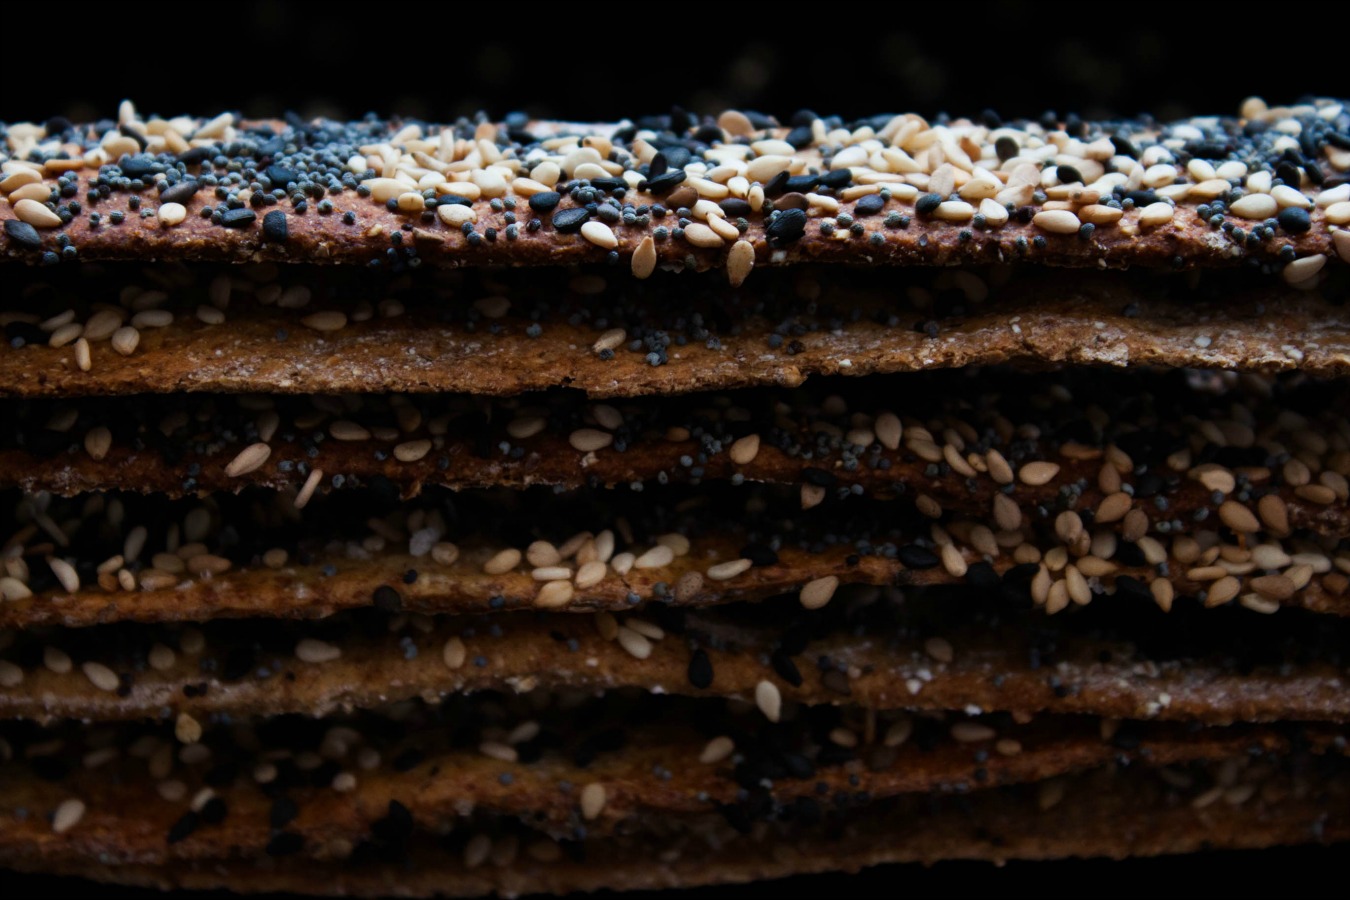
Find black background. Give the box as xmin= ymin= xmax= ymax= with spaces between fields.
xmin=4 ymin=1 xmax=1344 ymax=897
xmin=13 ymin=2 xmax=1345 ymax=126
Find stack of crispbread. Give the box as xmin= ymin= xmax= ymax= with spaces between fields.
xmin=1 ymin=99 xmax=1348 ymax=896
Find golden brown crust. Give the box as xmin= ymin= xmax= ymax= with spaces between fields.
xmin=6 ymin=764 xmax=1347 ymax=896
xmin=5 ymin=606 xmax=1349 ymax=725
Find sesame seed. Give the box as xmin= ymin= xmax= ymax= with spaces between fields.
xmin=728 ymin=434 xmax=761 ymax=465
xmin=950 ymin=722 xmax=996 ymax=742
xmin=14 ymin=198 xmax=62 ymax=228
xmin=81 ymin=661 xmax=119 ymax=692
xmin=1018 ymin=461 xmax=1060 ymax=486
xmin=51 ymin=799 xmax=86 ymax=834
xmin=48 ymin=557 xmax=80 ymax=593
xmin=616 ymin=625 xmax=652 ymax=660
xmin=110 ymin=326 xmax=140 ymax=356
xmin=633 ymin=545 xmax=675 ymax=570
xmin=569 ymin=428 xmax=613 ymax=453
xmin=479 ymin=741 xmax=517 ymax=763
xmin=682 ymin=222 xmax=725 ymax=248
xmin=1282 ymin=255 xmax=1326 ymax=285
xmin=295 ymin=467 xmax=324 ymax=510
xmin=534 ymin=580 xmax=574 ymax=609
xmin=699 ymin=736 xmax=736 ymax=764
xmin=727 ymin=239 xmax=755 ymax=287
xmin=1033 ymin=209 xmax=1081 ymax=234
xmin=301 ymin=311 xmax=348 ymax=332
xmin=483 ymin=548 xmax=522 ymax=575
xmin=1218 ymin=500 xmax=1260 ymax=534
xmin=158 ymin=203 xmax=187 ymax=226
xmin=580 ymin=782 xmax=607 ymax=821
xmin=755 ymin=679 xmax=782 ymax=722
xmin=295 ymin=638 xmax=341 ymax=664
xmin=706 ymin=558 xmax=752 ymax=581
xmin=442 ymin=636 xmax=467 ymax=669
xmin=224 ymin=442 xmax=271 ymax=477
xmin=799 ymin=575 xmax=839 ymax=610
xmin=393 ymin=439 xmax=432 ymax=462
xmin=1138 ymin=202 xmax=1175 ymax=227
xmin=175 ymin=712 xmax=203 ymax=744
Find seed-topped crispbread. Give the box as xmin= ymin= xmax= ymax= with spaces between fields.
xmin=1 ymin=100 xmax=1347 ymax=278
xmin=4 ymin=266 xmax=1350 ymax=401
xmin=4 ymin=760 xmax=1347 ymax=896
xmin=4 ymin=598 xmax=1350 ymax=725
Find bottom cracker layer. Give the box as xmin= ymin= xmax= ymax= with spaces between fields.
xmin=9 ymin=762 xmax=1347 ymax=898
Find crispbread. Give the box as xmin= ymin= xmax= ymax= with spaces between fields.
xmin=0 ymin=102 xmax=1345 ymax=276
xmin=4 ymin=268 xmax=1350 ymax=400
xmin=0 ymin=697 xmax=1339 ymax=863
xmin=4 ymin=599 xmax=1350 ymax=725
xmin=5 ymin=762 xmax=1347 ymax=896
xmin=5 ymin=369 xmax=1348 ymax=548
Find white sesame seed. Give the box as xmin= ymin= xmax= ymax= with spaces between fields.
xmin=927 ymin=200 xmax=970 ymax=222
xmin=51 ymin=798 xmax=86 ymax=834
xmin=534 ymin=580 xmax=574 ymax=609
xmin=592 ymin=328 xmax=628 ymax=354
xmin=630 ymin=236 xmax=656 ymax=279
xmin=479 ymin=741 xmax=517 ymax=763
xmin=73 ymin=337 xmax=92 ymax=372
xmin=1282 ymin=255 xmax=1326 ymax=285
xmin=483 ymin=548 xmax=522 ymax=575
xmin=81 ymin=661 xmax=119 ymax=692
xmin=633 ymin=545 xmax=675 ymax=570
xmin=799 ymin=575 xmax=839 ymax=610
xmin=1138 ymin=202 xmax=1175 ymax=227
xmin=84 ymin=426 xmax=112 ymax=461
xmin=110 ymin=326 xmax=140 ymax=356
xmin=616 ymin=625 xmax=652 ymax=660
xmin=924 ymin=636 xmax=954 ymax=664
xmin=441 ymin=636 xmax=467 ymax=670
xmin=295 ymin=638 xmax=341 ymax=664
xmin=0 ymin=661 xmax=24 ymax=687
xmin=302 ymin=310 xmax=348 ymax=332
xmin=729 ymin=434 xmax=760 ymax=465
xmin=978 ymin=198 xmax=1009 ymax=226
xmin=755 ymin=679 xmax=782 ymax=723
xmin=393 ymin=439 xmax=432 ymax=462
xmin=1032 ymin=209 xmax=1081 ymax=234
xmin=295 ymin=467 xmax=323 ymax=510
xmin=158 ymin=203 xmax=187 ymax=226
xmin=682 ymin=222 xmax=725 ymax=248
xmin=48 ymin=557 xmax=80 ymax=593
xmin=225 ymin=442 xmax=271 ymax=478
xmin=1228 ymin=193 xmax=1278 ymax=220
xmin=884 ymin=718 xmax=914 ymax=747
xmin=580 ymin=782 xmax=607 ymax=821
xmin=569 ymin=428 xmax=613 ymax=453
xmin=1018 ymin=461 xmax=1060 ymax=486
xmin=706 ymin=558 xmax=752 ymax=581
xmin=727 ymin=239 xmax=755 ymax=287
xmin=580 ymin=220 xmax=618 ymax=249
xmin=329 ymin=420 xmax=370 ymax=441
xmin=950 ymin=722 xmax=996 ymax=742
xmin=699 ymin=736 xmax=736 ymax=764
xmin=175 ymin=712 xmax=203 ymax=744
xmin=48 ymin=322 xmax=82 ymax=348
xmin=148 ymin=643 xmax=176 ymax=671
xmin=15 ymin=198 xmax=62 ymax=228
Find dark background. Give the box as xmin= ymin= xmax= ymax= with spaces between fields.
xmin=15 ymin=3 xmax=1345 ymax=127
xmin=5 ymin=2 xmax=1344 ymax=897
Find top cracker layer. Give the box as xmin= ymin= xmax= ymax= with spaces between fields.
xmin=1 ymin=99 xmax=1348 ymax=280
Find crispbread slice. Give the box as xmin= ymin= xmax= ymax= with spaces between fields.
xmin=0 ymin=102 xmax=1345 ymax=275
xmin=0 ymin=695 xmax=1339 ymax=864
xmin=4 ymin=266 xmax=1350 ymax=401
xmin=6 ymin=368 xmax=1348 ymax=546
xmin=5 ymin=597 xmax=1350 ymax=725
xmin=4 ymin=762 xmax=1346 ymax=896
